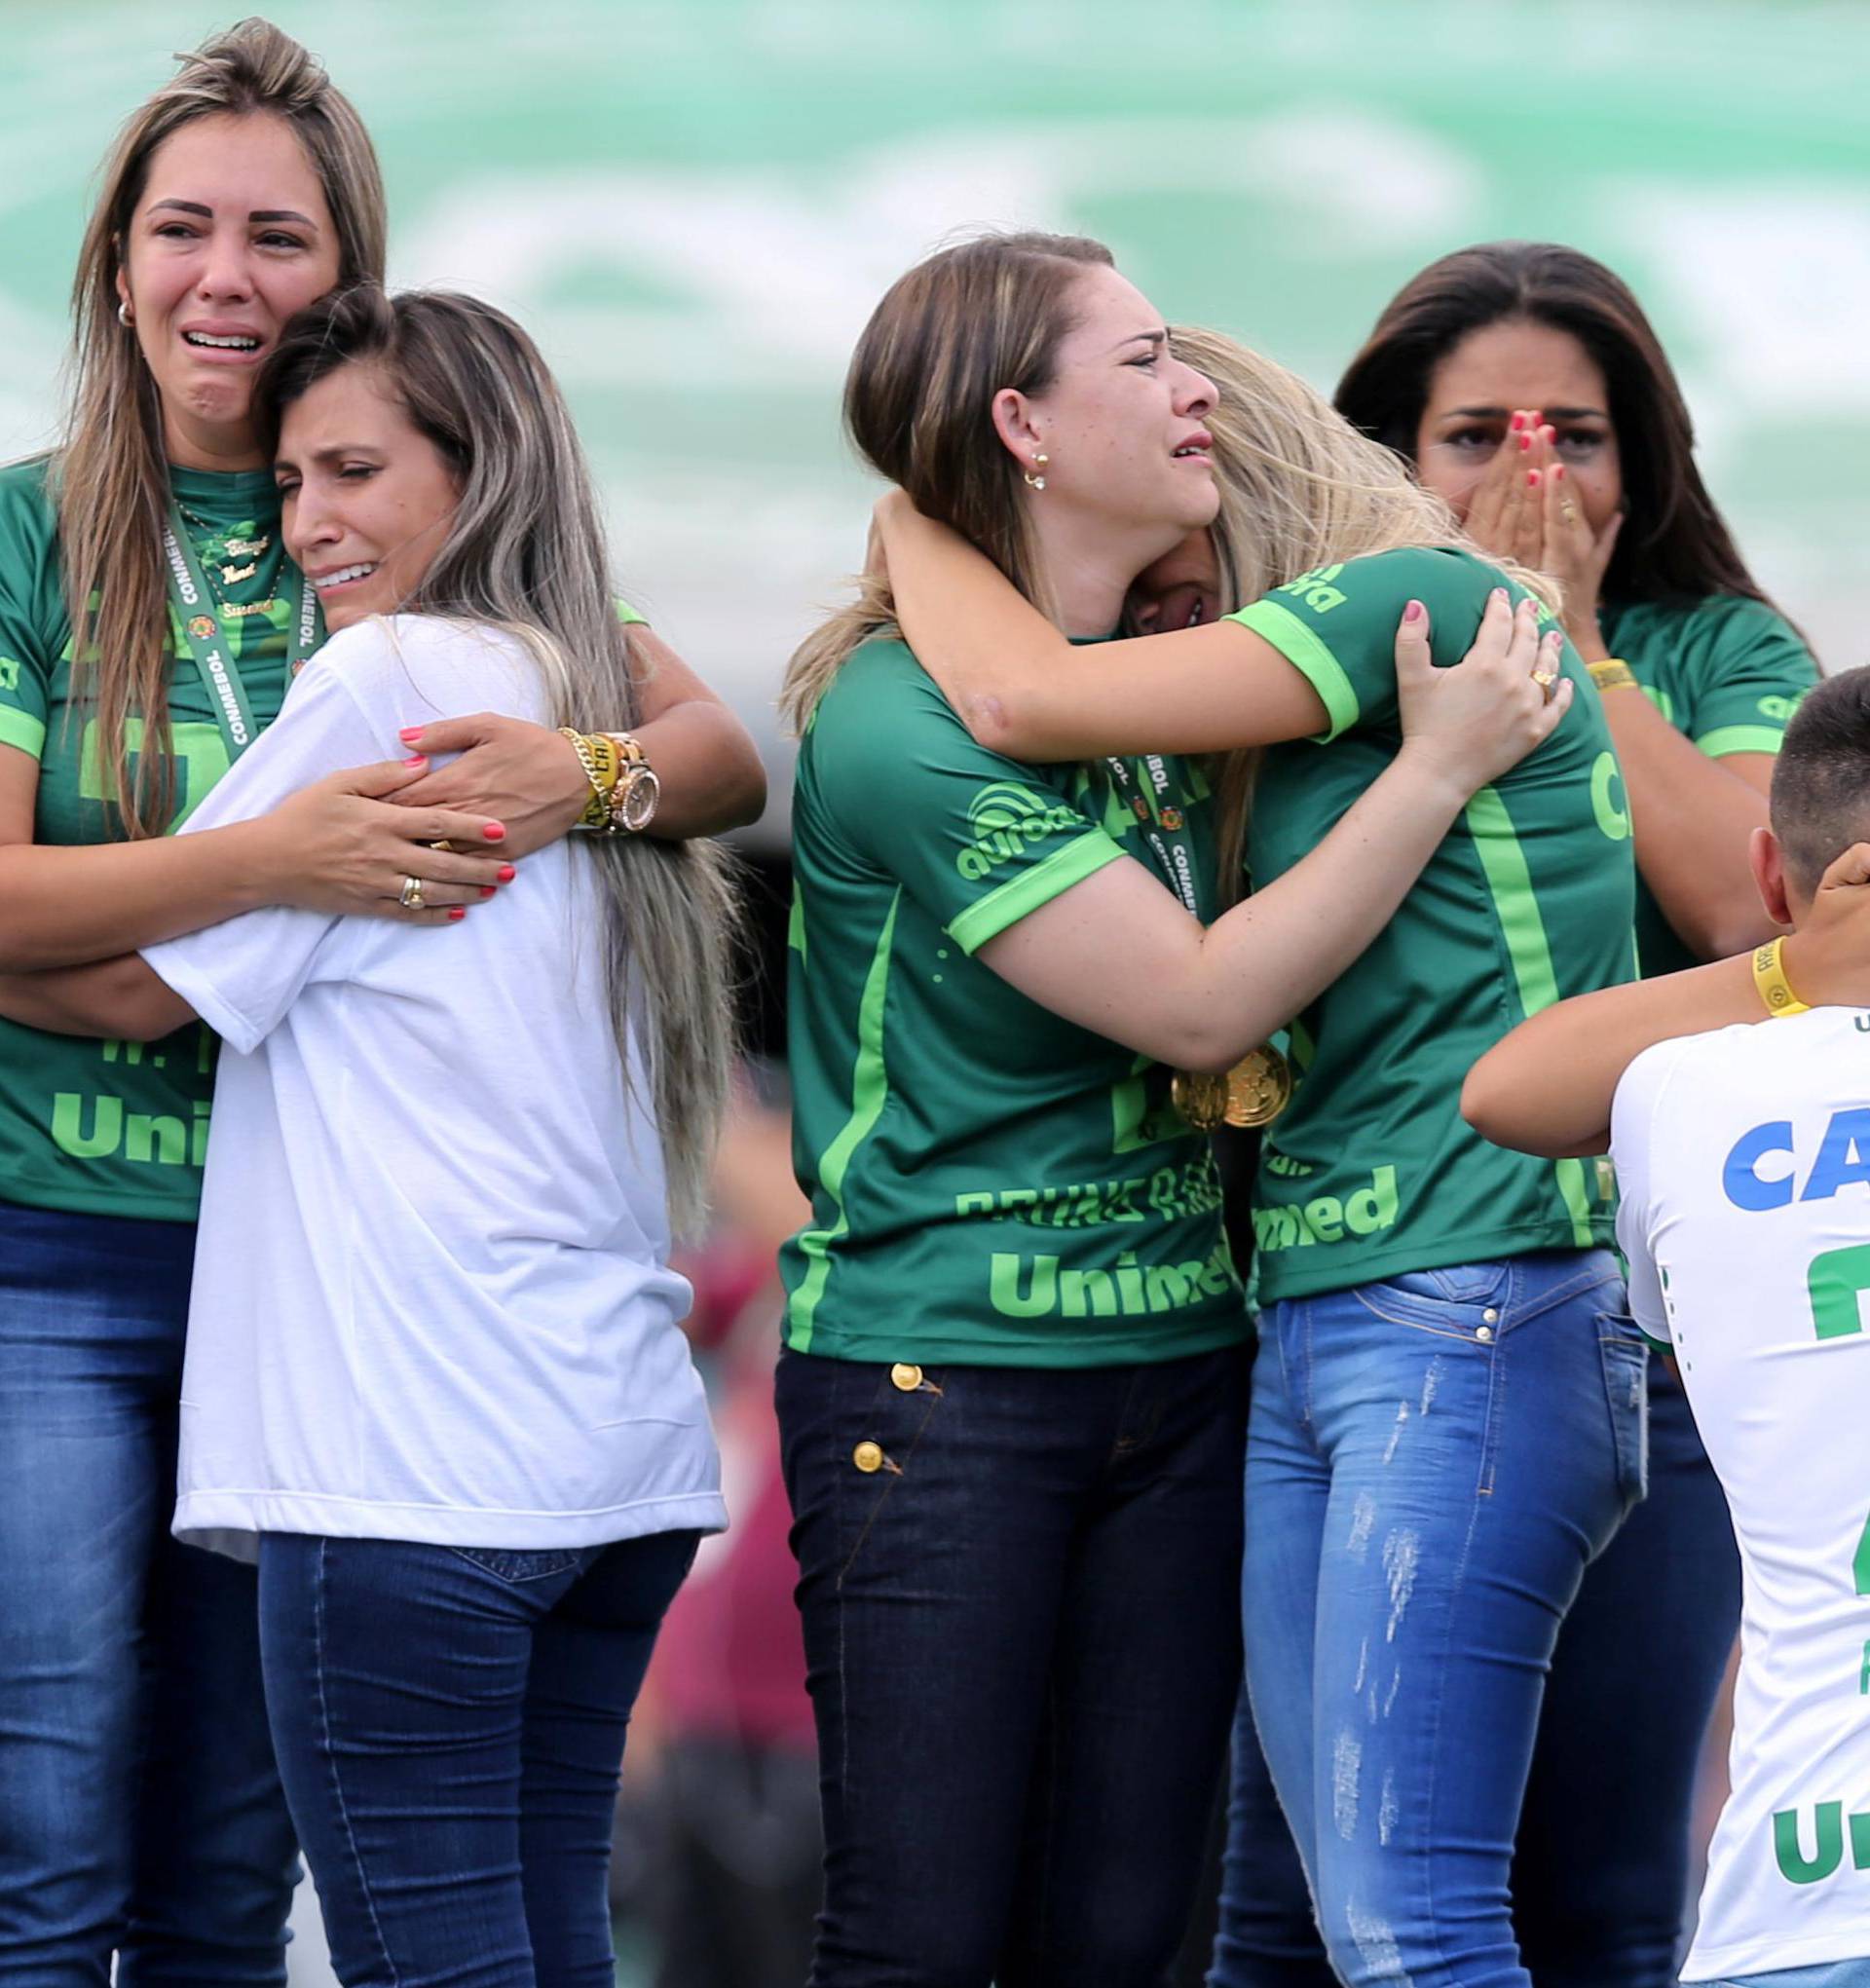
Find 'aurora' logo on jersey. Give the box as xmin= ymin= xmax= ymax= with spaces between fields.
xmin=955 ymin=781 xmax=1083 ymax=881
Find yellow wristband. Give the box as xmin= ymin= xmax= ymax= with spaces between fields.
xmin=1752 ymin=936 xmax=1810 ymax=1018
xmin=1588 ymin=658 xmax=1639 ymax=692
xmin=560 ymin=727 xmax=622 ymax=833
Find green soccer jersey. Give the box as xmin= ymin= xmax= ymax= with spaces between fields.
xmin=1598 ymin=593 xmax=1816 ymax=981
xmin=1228 ymin=545 xmax=1638 ymax=1303
xmin=780 ymin=637 xmax=1249 ymax=1369
xmin=0 ymin=455 xmax=300 ymax=1221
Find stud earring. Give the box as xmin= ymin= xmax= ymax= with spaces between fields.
xmin=1023 ymin=451 xmax=1049 ymax=492
xmin=118 ymin=301 xmax=133 ymax=328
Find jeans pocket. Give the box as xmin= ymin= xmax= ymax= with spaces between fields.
xmin=1594 ymin=1311 xmax=1651 ymax=1511
xmin=447 ymin=1545 xmax=588 ymax=1584
xmin=1353 ymin=1259 xmax=1514 ymax=1338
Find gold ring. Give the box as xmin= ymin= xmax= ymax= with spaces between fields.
xmin=429 ymin=838 xmax=455 ymax=855
xmin=1531 ymin=667 xmax=1558 ymax=702
xmin=398 ymin=876 xmax=428 ymax=911
xmin=1560 ymin=502 xmax=1580 ymax=526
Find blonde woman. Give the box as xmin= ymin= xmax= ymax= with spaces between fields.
xmin=0 ymin=21 xmax=758 ymax=1982
xmin=3 ymin=283 xmax=741 ymax=1988
xmin=779 ymin=235 xmax=1571 ymax=1987
xmin=872 ymin=320 xmax=1650 ymax=1988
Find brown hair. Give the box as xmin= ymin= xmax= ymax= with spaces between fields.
xmin=58 ymin=17 xmax=386 ymax=836
xmin=257 ymin=286 xmax=741 ymax=1234
xmin=1770 ymin=665 xmax=1870 ymax=892
xmin=1333 ymin=241 xmax=1773 ymax=613
xmin=780 ymin=230 xmax=1112 ymax=731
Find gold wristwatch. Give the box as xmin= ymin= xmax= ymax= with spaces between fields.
xmin=601 ymin=731 xmax=660 ymax=833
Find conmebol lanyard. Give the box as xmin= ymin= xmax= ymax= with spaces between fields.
xmin=162 ymin=503 xmax=321 ymax=760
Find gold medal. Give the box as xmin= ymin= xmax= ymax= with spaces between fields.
xmin=1222 ymin=1044 xmax=1293 ymax=1128
xmin=1172 ymin=1068 xmax=1229 ymax=1133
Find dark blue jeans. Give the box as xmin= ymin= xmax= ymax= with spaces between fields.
xmin=776 ymin=1342 xmax=1251 ymax=1988
xmin=1232 ymin=1253 xmax=1645 ymax=1988
xmin=0 ymin=1201 xmax=298 ymax=1988
xmin=258 ymin=1528 xmax=698 ymax=1988
xmin=1208 ymin=1359 xmax=1739 ymax=1988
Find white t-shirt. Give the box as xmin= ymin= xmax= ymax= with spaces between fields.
xmin=1613 ymin=1008 xmax=1870 ymax=1980
xmin=144 ymin=615 xmax=726 ymax=1560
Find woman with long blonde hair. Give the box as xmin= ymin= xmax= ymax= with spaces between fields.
xmin=873 ymin=318 xmax=1650 ymax=1988
xmin=6 ymin=282 xmax=742 ymax=1988
xmin=0 ymin=20 xmax=759 ymax=1981
xmin=780 ymin=233 xmax=1570 ymax=1986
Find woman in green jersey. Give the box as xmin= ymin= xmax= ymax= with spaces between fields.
xmin=1209 ymin=244 xmax=1820 ymax=1988
xmin=0 ymin=21 xmax=760 ymax=1984
xmin=873 ymin=319 xmax=1649 ymax=1988
xmin=779 ymin=232 xmax=1574 ymax=1988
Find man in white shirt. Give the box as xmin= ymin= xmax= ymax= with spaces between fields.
xmin=1613 ymin=666 xmax=1870 ymax=1988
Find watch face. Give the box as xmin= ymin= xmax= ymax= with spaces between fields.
xmin=618 ymin=767 xmax=660 ymax=832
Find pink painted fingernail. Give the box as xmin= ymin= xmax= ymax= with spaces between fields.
xmin=447 ymin=907 xmax=466 ymax=922
xmin=402 ymin=755 xmax=428 ymax=769
xmin=1403 ymin=599 xmax=1424 ymax=623
xmin=497 ymin=863 xmax=516 ymax=883
xmin=1490 ymin=587 xmax=1509 ymax=602
xmin=1518 ymin=431 xmax=1533 ymax=452
xmin=482 ymin=823 xmax=506 ymax=842
xmin=1510 ymin=412 xmax=1526 ymax=432
xmin=1527 ymin=469 xmax=1541 ymax=488
xmin=1552 ymin=464 xmax=1566 ymax=480
xmin=479 ymin=884 xmax=497 ymax=900
xmin=398 ymin=726 xmax=424 ymax=744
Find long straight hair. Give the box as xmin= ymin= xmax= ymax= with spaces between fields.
xmin=781 ymin=230 xmax=1113 ymax=731
xmin=1333 ymin=241 xmax=1775 ymax=610
xmin=1162 ymin=323 xmax=1554 ymax=899
xmin=58 ymin=18 xmax=386 ymax=836
xmin=256 ymin=287 xmax=740 ymax=1235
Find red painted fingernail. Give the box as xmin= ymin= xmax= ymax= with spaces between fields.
xmin=479 ymin=884 xmax=497 ymax=900
xmin=402 ymin=755 xmax=428 ymax=769
xmin=1540 ymin=425 xmax=1554 ymax=442
xmin=1527 ymin=469 xmax=1541 ymax=487
xmin=1518 ymin=432 xmax=1532 ymax=452
xmin=1552 ymin=464 xmax=1565 ymax=480
xmin=1490 ymin=587 xmax=1509 ymax=602
xmin=481 ymin=822 xmax=506 ymax=842
xmin=1403 ymin=599 xmax=1424 ymax=623
xmin=1510 ymin=412 xmax=1526 ymax=431
xmin=497 ymin=863 xmax=516 ymax=883
xmin=398 ymin=726 xmax=424 ymax=744
xmin=447 ymin=906 xmax=466 ymax=922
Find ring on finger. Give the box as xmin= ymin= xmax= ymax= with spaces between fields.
xmin=1531 ymin=668 xmax=1559 ymax=702
xmin=399 ymin=876 xmax=429 ymax=911
xmin=430 ymin=838 xmax=455 ymax=855
xmin=1560 ymin=501 xmax=1580 ymax=526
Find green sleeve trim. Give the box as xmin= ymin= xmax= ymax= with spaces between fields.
xmin=786 ymin=889 xmax=900 ymax=1354
xmin=1696 ymin=724 xmax=1783 ymax=759
xmin=1639 ymin=1328 xmax=1672 ymax=1355
xmin=1228 ymin=599 xmax=1360 ymax=743
xmin=615 ymin=598 xmax=647 ymax=626
xmin=946 ymin=832 xmax=1124 ymax=956
xmin=0 ymin=704 xmax=46 ymax=760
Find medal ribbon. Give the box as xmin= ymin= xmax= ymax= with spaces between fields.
xmin=163 ymin=503 xmax=321 ymax=761
xmin=1103 ymin=754 xmax=1202 ymax=917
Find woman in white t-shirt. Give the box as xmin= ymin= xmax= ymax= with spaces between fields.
xmin=5 ymin=284 xmax=740 ymax=1987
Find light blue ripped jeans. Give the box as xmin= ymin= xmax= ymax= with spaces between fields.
xmin=1237 ymin=1250 xmax=1647 ymax=1988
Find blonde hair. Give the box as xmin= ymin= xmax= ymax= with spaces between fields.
xmin=58 ymin=18 xmax=386 ymax=836
xmin=1162 ymin=324 xmax=1555 ymax=896
xmin=780 ymin=230 xmax=1112 ymax=732
xmin=258 ymin=286 xmax=739 ymax=1236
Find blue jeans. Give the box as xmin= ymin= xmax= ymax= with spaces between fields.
xmin=1235 ymin=1251 xmax=1646 ymax=1988
xmin=776 ymin=1342 xmax=1251 ymax=1988
xmin=258 ymin=1528 xmax=698 ymax=1988
xmin=0 ymin=1201 xmax=298 ymax=1988
xmin=1708 ymin=1969 xmax=1870 ymax=1987
xmin=1210 ymin=1358 xmax=1739 ymax=1988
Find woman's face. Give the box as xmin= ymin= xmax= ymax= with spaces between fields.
xmin=276 ymin=361 xmax=462 ymax=632
xmin=1130 ymin=528 xmax=1223 ymax=632
xmin=1006 ymin=263 xmax=1221 ymax=552
xmin=1414 ymin=317 xmax=1623 ymax=536
xmin=119 ymin=111 xmax=341 ymax=469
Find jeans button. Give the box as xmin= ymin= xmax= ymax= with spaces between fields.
xmin=1476 ymin=1324 xmax=1495 ymax=1343
xmin=853 ymin=1441 xmax=885 ymax=1474
xmin=890 ymin=1363 xmax=923 ymax=1392
xmin=1482 ymin=1308 xmax=1500 ymax=1324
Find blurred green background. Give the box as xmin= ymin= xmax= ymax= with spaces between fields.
xmin=4 ymin=0 xmax=1868 ymax=846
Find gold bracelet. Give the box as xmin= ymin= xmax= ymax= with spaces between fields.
xmin=599 ymin=730 xmax=661 ymax=833
xmin=1588 ymin=657 xmax=1639 ymax=692
xmin=559 ymin=727 xmax=622 ymax=834
xmin=1751 ymin=935 xmax=1811 ymax=1018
